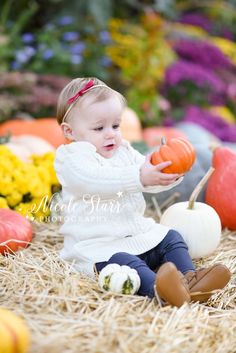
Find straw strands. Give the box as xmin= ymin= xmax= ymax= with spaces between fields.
xmin=0 ymin=208 xmax=236 ymax=353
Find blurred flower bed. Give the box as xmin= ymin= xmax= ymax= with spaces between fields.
xmin=107 ymin=8 xmax=236 ymax=135
xmin=0 ymin=1 xmax=235 ymax=135
xmin=0 ymin=72 xmax=70 ymax=121
xmin=1 ymin=0 xmax=236 ymax=221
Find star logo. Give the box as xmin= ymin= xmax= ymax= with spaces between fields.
xmin=116 ymin=191 xmax=123 ymax=198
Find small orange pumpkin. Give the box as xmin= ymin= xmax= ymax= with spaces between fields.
xmin=0 ymin=118 xmax=67 ymax=148
xmin=151 ymin=137 xmax=196 ymax=174
xmin=143 ymin=127 xmax=187 ymax=147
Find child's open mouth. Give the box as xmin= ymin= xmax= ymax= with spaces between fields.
xmin=104 ymin=144 xmax=115 ymax=151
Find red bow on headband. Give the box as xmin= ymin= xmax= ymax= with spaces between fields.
xmin=67 ymin=79 xmax=95 ymax=104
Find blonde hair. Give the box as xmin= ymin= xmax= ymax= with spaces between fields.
xmin=56 ymin=77 xmax=126 ymax=125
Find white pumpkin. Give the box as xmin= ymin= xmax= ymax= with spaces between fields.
xmin=4 ymin=134 xmax=55 ymax=162
xmin=160 ymin=168 xmax=221 ymax=259
xmin=98 ymin=264 xmax=141 ymax=295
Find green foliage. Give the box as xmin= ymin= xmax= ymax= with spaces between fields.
xmin=166 ymin=81 xmax=210 ymax=108
xmin=0 ymin=14 xmax=111 ymax=80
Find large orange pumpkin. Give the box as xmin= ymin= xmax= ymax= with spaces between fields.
xmin=151 ymin=137 xmax=196 ymax=174
xmin=143 ymin=127 xmax=187 ymax=147
xmin=0 ymin=118 xmax=67 ymax=148
xmin=205 ymin=146 xmax=236 ymax=230
xmin=0 ymin=209 xmax=33 ymax=254
xmin=120 ymin=108 xmax=143 ymax=142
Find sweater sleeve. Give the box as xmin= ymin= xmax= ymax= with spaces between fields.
xmin=126 ymin=141 xmax=184 ymax=194
xmin=54 ymin=143 xmax=144 ymax=198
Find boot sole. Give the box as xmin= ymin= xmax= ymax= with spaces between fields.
xmin=190 ymin=290 xmax=220 ymax=302
xmin=190 ymin=264 xmax=231 ymax=302
xmin=155 ymin=263 xmax=190 ymax=307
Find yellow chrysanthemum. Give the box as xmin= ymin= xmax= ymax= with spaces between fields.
xmin=208 ymin=106 xmax=236 ymax=124
xmin=0 ymin=197 xmax=9 ymax=209
xmin=14 ymin=202 xmax=35 ymax=221
xmin=0 ymin=146 xmax=60 ymax=221
xmin=6 ymin=190 xmax=23 ymax=207
xmin=167 ymin=23 xmax=208 ymax=39
xmin=107 ymin=15 xmax=176 ymax=91
xmin=209 ymin=37 xmax=236 ymax=64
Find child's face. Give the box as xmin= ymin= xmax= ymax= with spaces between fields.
xmin=65 ymin=95 xmax=124 ymax=158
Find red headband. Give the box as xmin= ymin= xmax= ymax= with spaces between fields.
xmin=67 ymin=79 xmax=95 ymax=105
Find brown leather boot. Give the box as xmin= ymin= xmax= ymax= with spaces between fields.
xmin=155 ymin=262 xmax=191 ymax=307
xmin=185 ymin=264 xmax=231 ymax=303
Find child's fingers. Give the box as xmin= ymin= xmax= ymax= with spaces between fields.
xmin=159 ymin=179 xmax=176 ymax=186
xmin=145 ymin=153 xmax=152 ymax=163
xmin=155 ymin=161 xmax=172 ymax=171
xmin=159 ymin=173 xmax=179 ymax=181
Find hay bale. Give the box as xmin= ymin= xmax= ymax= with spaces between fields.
xmin=0 ymin=211 xmax=235 ymax=353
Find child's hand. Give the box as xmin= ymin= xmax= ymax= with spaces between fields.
xmin=140 ymin=153 xmax=182 ymax=187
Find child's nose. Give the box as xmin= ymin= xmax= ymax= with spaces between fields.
xmin=105 ymin=128 xmax=115 ymax=138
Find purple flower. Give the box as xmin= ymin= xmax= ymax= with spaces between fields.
xmin=99 ymin=56 xmax=112 ymax=67
xmin=62 ymin=32 xmax=79 ymax=42
xmin=24 ymin=46 xmax=36 ymax=57
xmin=15 ymin=46 xmax=36 ymax=64
xmin=173 ymin=39 xmax=232 ymax=69
xmin=165 ymin=60 xmax=226 ymax=94
xmin=58 ymin=16 xmax=74 ymax=26
xmin=220 ymin=28 xmax=234 ymax=41
xmin=162 ymin=116 xmax=175 ymax=127
xmin=99 ymin=31 xmax=112 ymax=44
xmin=43 ymin=49 xmax=54 ymax=60
xmin=11 ymin=61 xmax=21 ymax=70
xmin=183 ymin=105 xmax=236 ymax=142
xmin=70 ymin=42 xmax=85 ymax=55
xmin=15 ymin=51 xmax=29 ymax=64
xmin=179 ymin=13 xmax=212 ymax=32
xmin=21 ymin=33 xmax=34 ymax=44
xmin=71 ymin=55 xmax=82 ymax=65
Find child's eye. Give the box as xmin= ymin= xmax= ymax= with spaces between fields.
xmin=94 ymin=127 xmax=103 ymax=131
xmin=113 ymin=124 xmax=120 ymax=129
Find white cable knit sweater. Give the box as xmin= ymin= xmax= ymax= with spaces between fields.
xmin=54 ymin=139 xmax=183 ymax=278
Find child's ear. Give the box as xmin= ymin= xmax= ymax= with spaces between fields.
xmin=61 ymin=123 xmax=74 ymax=140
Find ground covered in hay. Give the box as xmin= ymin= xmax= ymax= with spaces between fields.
xmin=0 ymin=207 xmax=236 ymax=353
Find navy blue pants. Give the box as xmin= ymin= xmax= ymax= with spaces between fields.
xmin=95 ymin=230 xmax=195 ymax=298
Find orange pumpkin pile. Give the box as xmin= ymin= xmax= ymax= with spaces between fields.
xmin=0 ymin=118 xmax=66 ymax=148
xmin=151 ymin=137 xmax=196 ymax=174
xmin=143 ymin=127 xmax=187 ymax=147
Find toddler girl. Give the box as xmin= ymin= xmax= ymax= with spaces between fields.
xmin=54 ymin=77 xmax=231 ymax=307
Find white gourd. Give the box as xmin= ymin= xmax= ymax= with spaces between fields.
xmin=98 ymin=264 xmax=141 ymax=294
xmin=160 ymin=167 xmax=221 ymax=259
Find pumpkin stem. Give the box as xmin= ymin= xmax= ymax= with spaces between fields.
xmin=208 ymin=142 xmax=222 ymax=153
xmin=161 ymin=136 xmax=167 ymax=145
xmin=0 ymin=132 xmax=11 ymax=144
xmin=188 ymin=167 xmax=215 ymax=210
